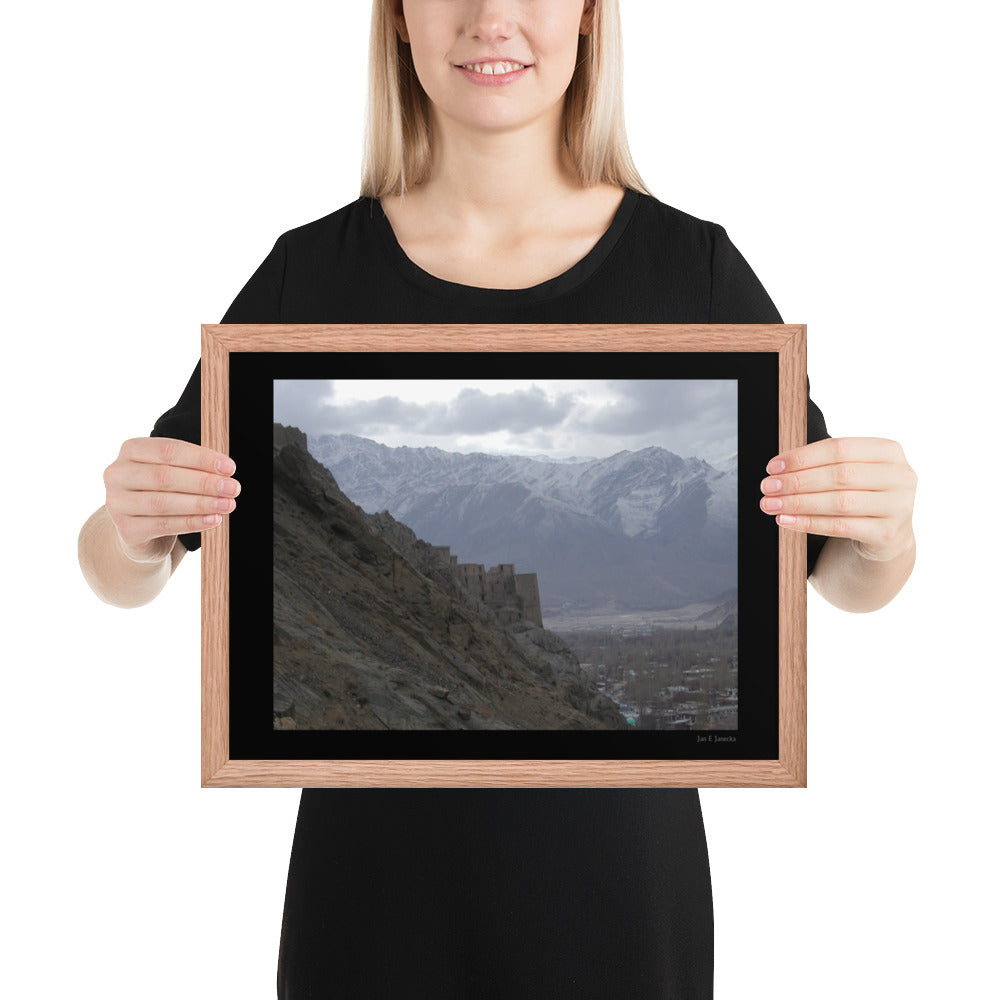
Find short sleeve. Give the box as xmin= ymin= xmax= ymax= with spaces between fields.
xmin=708 ymin=225 xmax=831 ymax=576
xmin=149 ymin=234 xmax=287 ymax=551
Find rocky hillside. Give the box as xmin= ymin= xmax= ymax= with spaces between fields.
xmin=272 ymin=426 xmax=627 ymax=731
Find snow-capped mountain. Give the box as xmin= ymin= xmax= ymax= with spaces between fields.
xmin=309 ymin=434 xmax=737 ymax=613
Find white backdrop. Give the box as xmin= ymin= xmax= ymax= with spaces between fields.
xmin=4 ymin=2 xmax=996 ymax=997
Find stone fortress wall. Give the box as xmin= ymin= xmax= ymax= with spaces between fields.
xmin=431 ymin=547 xmax=544 ymax=628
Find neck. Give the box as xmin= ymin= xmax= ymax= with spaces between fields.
xmin=410 ymin=108 xmax=584 ymax=233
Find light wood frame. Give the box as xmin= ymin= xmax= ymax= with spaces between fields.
xmin=201 ymin=324 xmax=807 ymax=788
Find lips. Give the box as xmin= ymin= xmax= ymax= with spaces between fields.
xmin=456 ymin=60 xmax=529 ymax=74
xmin=454 ymin=61 xmax=532 ymax=86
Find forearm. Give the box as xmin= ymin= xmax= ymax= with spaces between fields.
xmin=78 ymin=506 xmax=187 ymax=609
xmin=808 ymin=534 xmax=916 ymax=613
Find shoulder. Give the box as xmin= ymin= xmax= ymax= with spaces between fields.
xmin=616 ymin=190 xmax=737 ymax=286
xmin=230 ymin=197 xmax=385 ymax=323
xmin=622 ymin=192 xmax=779 ymax=322
xmin=219 ymin=199 xmax=375 ymax=324
xmin=629 ymin=191 xmax=725 ymax=246
xmin=275 ymin=196 xmax=378 ymax=252
xmin=632 ymin=193 xmax=767 ymax=285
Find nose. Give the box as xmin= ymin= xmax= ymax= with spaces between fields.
xmin=464 ymin=0 xmax=517 ymax=43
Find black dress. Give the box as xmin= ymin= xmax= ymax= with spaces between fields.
xmin=152 ymin=188 xmax=830 ymax=999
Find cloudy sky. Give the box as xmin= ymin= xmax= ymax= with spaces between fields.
xmin=273 ymin=379 xmax=737 ymax=462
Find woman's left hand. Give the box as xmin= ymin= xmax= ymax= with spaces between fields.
xmin=760 ymin=437 xmax=917 ymax=562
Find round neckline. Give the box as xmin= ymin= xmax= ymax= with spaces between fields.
xmin=369 ymin=188 xmax=639 ymax=304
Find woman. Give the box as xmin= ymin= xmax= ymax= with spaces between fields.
xmin=79 ymin=1 xmax=917 ymax=996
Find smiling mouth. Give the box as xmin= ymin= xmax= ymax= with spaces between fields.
xmin=456 ymin=61 xmax=529 ymax=76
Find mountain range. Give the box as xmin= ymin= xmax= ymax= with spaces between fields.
xmin=309 ymin=433 xmax=738 ymax=614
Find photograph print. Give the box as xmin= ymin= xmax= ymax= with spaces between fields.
xmin=272 ymin=378 xmax=739 ymax=734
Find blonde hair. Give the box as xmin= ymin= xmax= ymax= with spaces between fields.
xmin=360 ymin=0 xmax=652 ymax=199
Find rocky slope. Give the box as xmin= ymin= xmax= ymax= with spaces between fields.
xmin=272 ymin=427 xmax=627 ymax=731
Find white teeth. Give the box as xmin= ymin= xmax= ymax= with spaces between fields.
xmin=463 ymin=61 xmax=525 ymax=75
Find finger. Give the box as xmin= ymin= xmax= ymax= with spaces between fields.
xmin=119 ymin=437 xmax=236 ymax=476
xmin=760 ymin=462 xmax=912 ymax=497
xmin=114 ymin=490 xmax=238 ymax=518
xmin=109 ymin=461 xmax=241 ymax=499
xmin=116 ymin=511 xmax=231 ymax=547
xmin=773 ymin=512 xmax=884 ymax=543
xmin=766 ymin=437 xmax=905 ymax=475
xmin=772 ymin=511 xmax=913 ymax=562
xmin=760 ymin=490 xmax=893 ymax=518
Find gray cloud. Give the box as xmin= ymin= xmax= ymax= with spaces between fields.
xmin=424 ymin=386 xmax=574 ymax=434
xmin=583 ymin=380 xmax=735 ymax=435
xmin=272 ymin=380 xmax=336 ymax=436
xmin=275 ymin=381 xmax=575 ymax=438
xmin=578 ymin=380 xmax=736 ymax=459
xmin=333 ymin=395 xmax=432 ymax=430
xmin=273 ymin=379 xmax=737 ymax=464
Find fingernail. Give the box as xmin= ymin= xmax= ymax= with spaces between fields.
xmin=218 ymin=478 xmax=238 ymax=496
xmin=203 ymin=513 xmax=221 ymax=526
xmin=762 ymin=478 xmax=782 ymax=493
xmin=215 ymin=458 xmax=236 ymax=475
xmin=777 ymin=514 xmax=797 ymax=526
xmin=767 ymin=459 xmax=785 ymax=474
xmin=761 ymin=497 xmax=782 ymax=512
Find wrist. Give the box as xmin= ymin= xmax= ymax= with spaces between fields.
xmin=116 ymin=530 xmax=177 ymax=566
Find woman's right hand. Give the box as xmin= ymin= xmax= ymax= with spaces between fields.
xmin=103 ymin=437 xmax=241 ymax=562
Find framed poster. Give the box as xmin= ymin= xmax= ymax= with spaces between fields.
xmin=201 ymin=324 xmax=807 ymax=787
